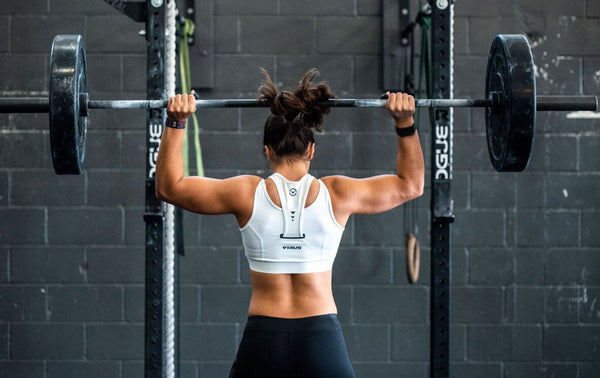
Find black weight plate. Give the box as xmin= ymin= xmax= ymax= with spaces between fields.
xmin=49 ymin=35 xmax=88 ymax=175
xmin=485 ymin=34 xmax=536 ymax=172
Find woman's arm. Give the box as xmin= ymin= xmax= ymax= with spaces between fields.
xmin=155 ymin=93 xmax=257 ymax=218
xmin=323 ymin=92 xmax=424 ymax=222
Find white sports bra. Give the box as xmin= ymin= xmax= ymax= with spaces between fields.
xmin=239 ymin=173 xmax=345 ymax=274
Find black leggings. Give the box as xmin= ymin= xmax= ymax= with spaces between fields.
xmin=229 ymin=314 xmax=356 ymax=378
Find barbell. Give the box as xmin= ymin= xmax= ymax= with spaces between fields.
xmin=0 ymin=34 xmax=597 ymax=174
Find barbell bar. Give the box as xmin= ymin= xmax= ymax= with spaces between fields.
xmin=0 ymin=34 xmax=597 ymax=174
xmin=0 ymin=95 xmax=597 ymax=112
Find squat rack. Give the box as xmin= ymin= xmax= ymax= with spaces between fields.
xmin=111 ymin=1 xmax=454 ymax=377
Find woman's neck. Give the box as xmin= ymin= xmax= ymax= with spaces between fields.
xmin=271 ymin=160 xmax=310 ymax=181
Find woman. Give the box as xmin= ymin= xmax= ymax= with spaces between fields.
xmin=156 ymin=69 xmax=424 ymax=377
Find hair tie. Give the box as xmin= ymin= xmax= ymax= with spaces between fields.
xmin=278 ymin=92 xmax=284 ymax=102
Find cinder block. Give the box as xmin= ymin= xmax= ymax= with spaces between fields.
xmin=452 ymin=172 xmax=469 ymax=210
xmin=317 ymin=17 xmax=381 ymax=54
xmin=121 ymin=131 xmax=146 ymax=169
xmin=281 ymin=0 xmax=354 ymax=15
xmin=215 ymin=56 xmax=276 ymax=93
xmin=86 ymin=16 xmax=146 ymax=53
xmin=199 ymin=363 xmax=232 ymax=378
xmin=11 ymin=16 xmax=85 ymax=53
xmin=545 ymin=286 xmax=579 ymax=323
xmin=514 ymin=249 xmax=545 ymax=285
xmin=88 ymin=170 xmax=145 ymax=206
xmin=179 ymin=324 xmax=237 ymax=360
xmin=511 ymin=287 xmax=545 ymax=323
xmin=0 ymin=362 xmax=44 ymax=378
xmin=353 ymin=286 xmax=427 ymax=323
xmin=547 ymin=250 xmax=600 ymax=285
xmin=332 ymin=286 xmax=351 ymax=322
xmin=0 ymin=248 xmax=7 ymax=282
xmin=0 ymin=324 xmax=7 ymax=357
xmin=580 ymin=135 xmax=600 ymax=172
xmin=541 ymin=135 xmax=578 ymax=171
xmin=0 ymin=17 xmax=8 ymax=52
xmin=543 ymin=325 xmax=600 ymax=360
xmin=358 ymin=0 xmax=380 ymax=15
xmin=333 ymin=247 xmax=392 ymax=284
xmin=240 ymin=17 xmax=313 ymax=54
xmin=0 ymin=132 xmax=47 ymax=168
xmin=352 ymin=133 xmax=397 ymax=170
xmin=516 ymin=172 xmax=545 ymax=208
xmin=201 ymin=286 xmax=251 ymax=322
xmin=48 ymin=208 xmax=123 ymax=245
xmin=311 ymin=133 xmax=351 ymax=170
xmin=471 ymin=172 xmax=516 ymax=209
xmin=85 ymin=131 xmax=122 ymax=169
xmin=124 ymin=208 xmax=145 ymax=245
xmin=124 ymin=285 xmax=143 ymax=322
xmin=354 ymin=55 xmax=382 ymax=94
xmin=557 ymin=18 xmax=600 ymax=55
xmin=355 ymin=208 xmax=404 ymax=246
xmin=468 ymin=18 xmax=523 ymax=56
xmin=11 ymin=323 xmax=83 ymax=359
xmin=122 ymin=55 xmax=146 ymax=93
xmin=469 ymin=249 xmax=513 ymax=284
xmin=47 ymin=362 xmax=120 ymax=378
xmin=278 ymin=56 xmax=353 ymax=95
xmin=535 ymin=57 xmax=581 ymax=96
xmin=453 ymin=57 xmax=487 ymax=98
xmin=122 ymin=362 xmax=143 ymax=378
xmin=12 ymin=170 xmax=85 ymax=205
xmin=48 ymin=285 xmax=123 ymax=321
xmin=178 ymin=285 xmax=200 ymax=322
xmin=50 ymin=0 xmax=118 ymax=15
xmin=0 ymin=0 xmax=47 ymax=14
xmin=88 ymin=107 xmax=146 ymax=131
xmin=451 ymin=287 xmax=503 ymax=323
xmin=451 ymin=363 xmax=502 ymax=378
xmin=87 ymin=247 xmax=144 ymax=282
xmin=87 ymin=324 xmax=143 ymax=360
xmin=214 ymin=16 xmax=239 ymax=53
xmin=453 ymin=132 xmax=490 ymax=172
xmin=198 ymin=213 xmax=242 ymax=245
xmin=505 ymin=363 xmax=577 ymax=378
xmin=195 ymin=108 xmax=239 ymax=132
xmin=0 ymin=170 xmax=7 ymax=206
xmin=392 ymin=324 xmax=428 ymax=361
xmin=214 ymin=0 xmax=278 ymax=15
xmin=583 ymin=59 xmax=600 ymax=104
xmin=0 ymin=54 xmax=45 ymax=91
xmin=11 ymin=247 xmax=85 ymax=283
xmin=200 ymin=132 xmax=262 ymax=170
xmin=0 ymin=285 xmax=46 ymax=321
xmin=7 ymin=113 xmax=48 ymax=130
xmin=0 ymin=208 xmax=45 ymax=244
xmin=344 ymin=324 xmax=390 ymax=361
xmin=179 ymin=246 xmax=239 ymax=284
xmin=545 ymin=211 xmax=580 ymax=247
xmin=581 ymin=364 xmax=600 ymax=378
xmin=454 ymin=0 xmax=514 ymax=17
xmin=452 ymin=210 xmax=505 ymax=247
xmin=515 ymin=210 xmax=545 ymax=246
xmin=87 ymin=54 xmax=122 ymax=93
xmin=580 ymin=287 xmax=600 ymax=324
xmin=353 ymin=363 xmax=426 ymax=378
xmin=468 ymin=325 xmax=541 ymax=361
xmin=582 ymin=211 xmax=600 ymax=246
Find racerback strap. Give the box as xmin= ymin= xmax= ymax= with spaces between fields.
xmin=269 ymin=173 xmax=314 ymax=239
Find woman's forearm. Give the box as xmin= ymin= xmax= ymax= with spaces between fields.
xmin=395 ymin=121 xmax=425 ymax=196
xmin=155 ymin=126 xmax=185 ymax=200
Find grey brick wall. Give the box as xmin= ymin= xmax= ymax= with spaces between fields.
xmin=0 ymin=0 xmax=598 ymax=377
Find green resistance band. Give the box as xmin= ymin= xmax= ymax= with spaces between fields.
xmin=179 ymin=18 xmax=204 ymax=178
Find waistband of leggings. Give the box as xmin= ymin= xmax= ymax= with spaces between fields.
xmin=244 ymin=313 xmax=341 ymax=333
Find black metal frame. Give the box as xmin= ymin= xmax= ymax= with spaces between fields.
xmin=428 ymin=1 xmax=454 ymax=378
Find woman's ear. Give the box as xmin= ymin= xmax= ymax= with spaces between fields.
xmin=264 ymin=145 xmax=272 ymax=161
xmin=307 ymin=143 xmax=315 ymax=160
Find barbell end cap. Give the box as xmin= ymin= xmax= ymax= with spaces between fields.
xmin=79 ymin=92 xmax=89 ymax=117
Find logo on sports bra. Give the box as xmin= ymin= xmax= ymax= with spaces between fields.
xmin=282 ymin=245 xmax=302 ymax=250
xmin=289 ymin=187 xmax=297 ymax=196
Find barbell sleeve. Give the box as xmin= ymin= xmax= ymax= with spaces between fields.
xmin=536 ymin=95 xmax=598 ymax=111
xmin=0 ymin=97 xmax=49 ymax=113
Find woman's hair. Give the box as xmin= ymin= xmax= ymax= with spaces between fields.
xmin=257 ymin=68 xmax=335 ymax=162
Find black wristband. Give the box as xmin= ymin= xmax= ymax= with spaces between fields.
xmin=395 ymin=125 xmax=416 ymax=137
xmin=166 ymin=118 xmax=186 ymax=129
